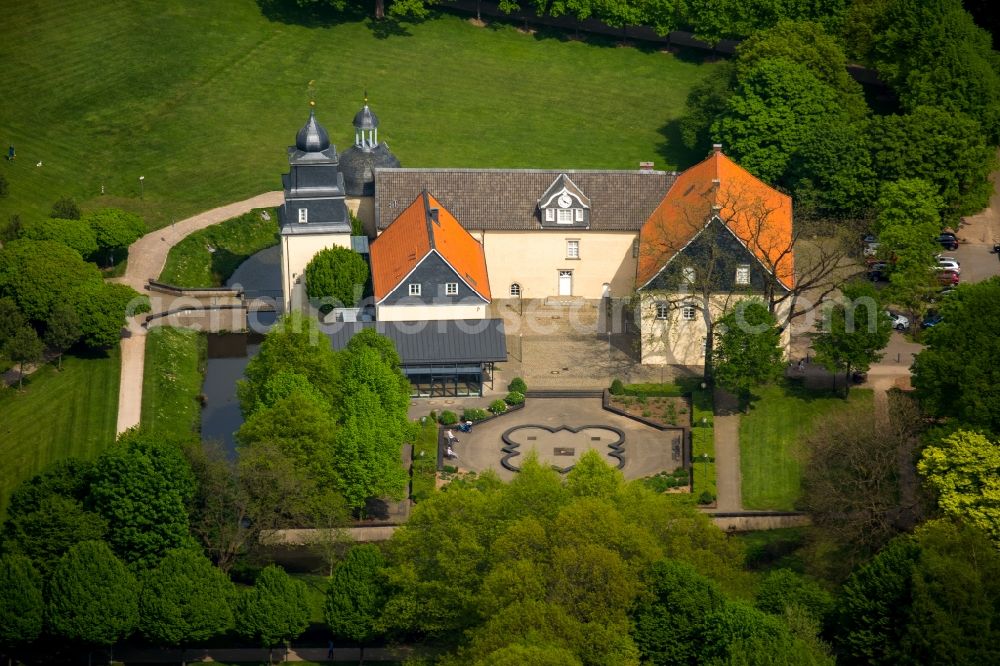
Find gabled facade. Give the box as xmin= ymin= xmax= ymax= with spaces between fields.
xmin=373 ymin=168 xmax=675 ymax=300
xmin=636 ymin=145 xmax=794 ymax=365
xmin=371 ymin=191 xmax=491 ymax=321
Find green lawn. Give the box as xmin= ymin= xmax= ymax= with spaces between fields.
xmin=159 ymin=208 xmax=279 ymax=287
xmin=740 ymin=383 xmax=873 ymax=511
xmin=0 ymin=351 xmax=120 ymax=518
xmin=0 ymin=1 xmax=717 ymax=232
xmin=141 ymin=327 xmax=207 ymax=436
xmin=411 ymin=419 xmax=439 ymax=502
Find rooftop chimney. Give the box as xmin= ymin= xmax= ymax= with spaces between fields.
xmin=429 ymin=208 xmax=440 ymax=224
xmin=712 ymin=143 xmax=722 ymax=154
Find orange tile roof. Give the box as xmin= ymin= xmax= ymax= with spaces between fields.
xmin=371 ymin=191 xmax=491 ymax=302
xmin=636 ymin=148 xmax=794 ymax=290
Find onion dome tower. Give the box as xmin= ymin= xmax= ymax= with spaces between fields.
xmin=278 ymin=102 xmax=352 ymax=311
xmin=340 ymin=93 xmax=401 ymax=196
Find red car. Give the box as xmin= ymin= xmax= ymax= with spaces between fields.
xmin=937 ymin=269 xmax=960 ymax=286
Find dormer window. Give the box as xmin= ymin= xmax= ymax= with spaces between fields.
xmin=538 ymin=175 xmax=591 ymax=228
xmin=545 ymin=209 xmax=555 ymax=222
xmin=557 ymin=209 xmax=573 ymax=224
xmin=297 ymin=208 xmax=307 ymax=224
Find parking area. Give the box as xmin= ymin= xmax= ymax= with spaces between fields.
xmin=446 ymin=398 xmax=684 ymax=481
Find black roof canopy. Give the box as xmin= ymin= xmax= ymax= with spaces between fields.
xmin=322 ymin=319 xmax=507 ymax=365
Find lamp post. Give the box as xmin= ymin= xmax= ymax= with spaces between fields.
xmin=139 ymin=175 xmax=144 ymax=199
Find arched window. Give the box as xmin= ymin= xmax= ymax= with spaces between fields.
xmin=510 ymin=283 xmax=521 ymax=297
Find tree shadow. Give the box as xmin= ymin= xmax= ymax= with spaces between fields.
xmin=255 ymin=0 xmax=413 ymax=38
xmin=655 ymin=117 xmax=706 ymax=172
xmin=210 ymin=248 xmax=243 ymax=285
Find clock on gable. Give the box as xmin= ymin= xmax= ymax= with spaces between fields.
xmin=557 ymin=193 xmax=572 ymax=208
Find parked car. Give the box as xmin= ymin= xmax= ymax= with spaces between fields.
xmin=936 ymin=259 xmax=961 ymax=274
xmin=936 ymin=233 xmax=959 ymax=250
xmin=867 ymin=261 xmax=890 ymax=281
xmin=937 ymin=269 xmax=960 ymax=286
xmin=922 ymin=312 xmax=944 ymax=328
xmin=886 ymin=311 xmax=909 ymax=330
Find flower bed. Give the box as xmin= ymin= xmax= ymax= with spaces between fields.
xmin=607 ymin=394 xmax=691 ymax=428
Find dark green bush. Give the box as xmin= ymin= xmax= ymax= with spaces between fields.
xmin=439 ymin=410 xmax=458 ymax=425
xmin=610 ymin=378 xmax=625 ymax=395
xmin=697 ymin=490 xmax=716 ymax=505
xmin=442 ymin=465 xmax=458 ymax=474
xmin=508 ymin=377 xmax=527 ymax=393
xmin=462 ymin=408 xmax=489 ymax=422
xmin=489 ymin=399 xmax=507 ymax=414
xmin=504 ymin=391 xmax=525 ymax=405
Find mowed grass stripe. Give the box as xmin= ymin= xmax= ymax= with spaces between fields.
xmin=0 ymin=351 xmax=121 ymax=519
xmin=739 ymin=384 xmax=873 ymax=511
xmin=0 ymin=1 xmax=718 ymax=229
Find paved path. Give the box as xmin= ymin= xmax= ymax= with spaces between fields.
xmin=711 ymin=388 xmax=743 ymax=511
xmin=115 ymin=192 xmax=283 ymax=434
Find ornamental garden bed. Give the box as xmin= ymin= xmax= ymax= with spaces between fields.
xmin=607 ymin=394 xmax=691 ymax=428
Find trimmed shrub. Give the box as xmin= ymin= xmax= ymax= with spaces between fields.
xmin=439 ymin=410 xmax=458 ymax=425
xmin=504 ymin=391 xmax=525 ymax=405
xmin=507 ymin=377 xmax=527 ymax=393
xmin=697 ymin=490 xmax=716 ymax=505
xmin=462 ymin=408 xmax=489 ymax=422
xmin=610 ymin=378 xmax=625 ymax=395
xmin=489 ymin=399 xmax=507 ymax=414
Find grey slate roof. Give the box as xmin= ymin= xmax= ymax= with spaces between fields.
xmin=322 ymin=319 xmax=507 ymax=365
xmin=353 ymin=104 xmax=379 ymax=130
xmin=374 ymin=168 xmax=677 ymax=231
xmin=341 ymin=143 xmax=402 ymax=196
xmin=295 ymin=110 xmax=331 ymax=152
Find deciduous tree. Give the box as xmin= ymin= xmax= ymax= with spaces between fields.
xmin=47 ymin=541 xmax=139 ymax=648
xmin=912 ymin=277 xmax=1000 ymax=431
xmin=4 ymin=324 xmax=43 ymax=389
xmin=0 ymin=239 xmax=101 ymax=321
xmin=89 ymin=429 xmax=197 ymax=567
xmin=813 ymin=281 xmax=891 ymax=396
xmin=304 ymin=245 xmax=369 ymax=307
xmin=325 ymin=544 xmax=387 ymax=658
xmin=0 ymin=554 xmax=44 ymax=652
xmin=19 ymin=217 xmax=99 ymax=258
xmin=44 ymin=301 xmax=81 ymax=369
xmin=918 ymin=430 xmax=1000 ymax=545
xmin=139 ymin=549 xmax=236 ymax=648
xmin=50 ymin=196 xmax=80 ymax=220
xmin=712 ymin=299 xmax=784 ymax=406
xmin=235 ymin=565 xmax=310 ymax=659
xmin=71 ymin=281 xmax=148 ymax=349
xmin=238 ymin=313 xmax=340 ymax=415
xmin=85 ymin=208 xmax=145 ymax=265
xmin=0 ymin=495 xmax=108 ymax=577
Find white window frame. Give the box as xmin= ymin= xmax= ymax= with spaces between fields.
xmin=408 ymin=283 xmax=421 ymax=296
xmin=566 ymin=239 xmax=580 ymax=259
xmin=574 ymin=208 xmax=584 ymax=222
xmin=681 ymin=303 xmax=697 ymax=321
xmin=557 ymin=209 xmax=573 ymax=224
xmin=735 ymin=264 xmax=751 ymax=285
xmin=445 ymin=282 xmax=458 ymax=296
xmin=682 ymin=266 xmax=696 ymax=284
xmin=655 ymin=302 xmax=669 ymax=320
xmin=297 ymin=208 xmax=307 ymax=223
xmin=510 ymin=283 xmax=521 ymax=297
xmin=544 ymin=208 xmax=555 ymax=222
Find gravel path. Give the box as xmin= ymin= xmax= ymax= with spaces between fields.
xmin=115 ymin=192 xmax=283 ymax=434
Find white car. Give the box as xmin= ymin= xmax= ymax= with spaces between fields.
xmin=886 ymin=311 xmax=909 ymax=331
xmin=936 ymin=259 xmax=961 ymax=274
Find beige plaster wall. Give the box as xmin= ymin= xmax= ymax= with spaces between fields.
xmin=639 ymin=293 xmax=791 ymax=366
xmin=280 ymin=232 xmax=352 ymax=312
xmin=480 ymin=230 xmax=637 ymax=300
xmin=346 ymin=196 xmax=375 ymax=237
xmin=376 ymin=302 xmax=487 ymax=321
